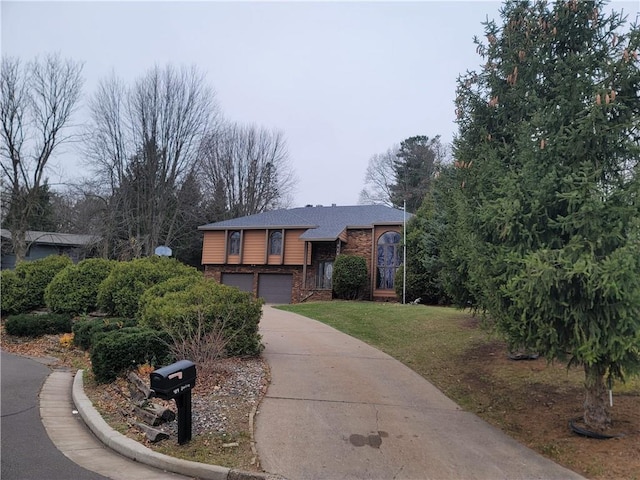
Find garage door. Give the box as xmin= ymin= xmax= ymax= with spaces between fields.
xmin=258 ymin=274 xmax=293 ymax=304
xmin=221 ymin=273 xmax=254 ymax=293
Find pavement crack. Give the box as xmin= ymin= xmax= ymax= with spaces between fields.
xmin=1 ymin=405 xmax=37 ymax=418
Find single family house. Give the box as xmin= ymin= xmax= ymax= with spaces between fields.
xmin=0 ymin=229 xmax=100 ymax=270
xmin=198 ymin=204 xmax=409 ymax=304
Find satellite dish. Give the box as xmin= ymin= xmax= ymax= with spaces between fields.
xmin=155 ymin=245 xmax=172 ymax=257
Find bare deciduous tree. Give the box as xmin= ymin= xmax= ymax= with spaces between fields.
xmin=358 ymin=146 xmax=398 ymax=207
xmin=0 ymin=54 xmax=83 ymax=262
xmin=85 ymin=64 xmax=217 ymax=258
xmin=199 ymin=122 xmax=296 ymax=218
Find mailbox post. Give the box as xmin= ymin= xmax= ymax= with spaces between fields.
xmin=150 ymin=360 xmax=197 ymax=445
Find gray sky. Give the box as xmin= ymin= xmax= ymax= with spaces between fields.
xmin=2 ymin=1 xmax=639 ymax=209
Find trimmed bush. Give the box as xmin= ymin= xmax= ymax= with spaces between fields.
xmin=45 ymin=258 xmax=117 ymax=315
xmin=3 ymin=255 xmax=73 ymax=314
xmin=332 ymin=254 xmax=368 ymax=300
xmin=72 ymin=317 xmax=138 ymax=351
xmin=1 ymin=270 xmax=29 ymax=315
xmin=4 ymin=313 xmax=72 ymax=337
xmin=97 ymin=256 xmax=200 ymax=318
xmin=90 ymin=327 xmax=172 ymax=383
xmin=138 ymin=277 xmax=263 ymax=357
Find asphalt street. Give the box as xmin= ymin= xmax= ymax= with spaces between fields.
xmin=1 ymin=350 xmax=107 ymax=480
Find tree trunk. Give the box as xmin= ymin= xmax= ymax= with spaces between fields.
xmin=583 ymin=363 xmax=612 ymax=432
xmin=11 ymin=227 xmax=27 ymax=265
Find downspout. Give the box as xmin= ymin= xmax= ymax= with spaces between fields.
xmin=370 ymin=226 xmax=375 ymax=299
xmin=302 ymin=241 xmax=308 ymax=289
xmin=264 ymin=230 xmax=269 ymax=264
xmin=280 ymin=228 xmax=285 ymax=265
xmin=223 ymin=229 xmax=229 ymax=263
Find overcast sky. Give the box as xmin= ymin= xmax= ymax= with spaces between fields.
xmin=2 ymin=1 xmax=639 ymax=209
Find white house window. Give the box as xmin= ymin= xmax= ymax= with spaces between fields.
xmin=228 ymin=231 xmax=241 ymax=255
xmin=376 ymin=231 xmax=401 ymax=289
xmin=317 ymin=260 xmax=333 ymax=290
xmin=269 ymin=231 xmax=282 ymax=255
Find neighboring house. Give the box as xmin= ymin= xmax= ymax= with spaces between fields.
xmin=0 ymin=229 xmax=100 ymax=270
xmin=198 ymin=204 xmax=410 ymax=304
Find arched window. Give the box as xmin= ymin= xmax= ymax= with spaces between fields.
xmin=269 ymin=231 xmax=282 ymax=255
xmin=228 ymin=231 xmax=241 ymax=255
xmin=376 ymin=231 xmax=401 ymax=289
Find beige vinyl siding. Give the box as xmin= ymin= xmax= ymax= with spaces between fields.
xmin=267 ymin=254 xmax=282 ymax=265
xmin=243 ymin=230 xmax=266 ymax=264
xmin=201 ymin=231 xmax=226 ymax=264
xmin=283 ymin=229 xmax=307 ymax=265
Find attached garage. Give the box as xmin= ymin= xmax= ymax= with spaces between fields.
xmin=258 ymin=273 xmax=293 ymax=304
xmin=221 ymin=273 xmax=254 ymax=293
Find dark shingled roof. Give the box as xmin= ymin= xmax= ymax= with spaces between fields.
xmin=0 ymin=229 xmax=100 ymax=246
xmin=198 ymin=205 xmax=410 ymax=241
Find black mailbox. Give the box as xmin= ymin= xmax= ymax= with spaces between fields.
xmin=150 ymin=360 xmax=196 ymax=400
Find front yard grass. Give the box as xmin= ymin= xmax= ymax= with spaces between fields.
xmin=277 ymin=301 xmax=640 ymax=480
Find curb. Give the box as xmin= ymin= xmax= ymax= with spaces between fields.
xmin=72 ymin=370 xmax=270 ymax=480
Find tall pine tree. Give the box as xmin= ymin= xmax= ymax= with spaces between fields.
xmin=453 ymin=0 xmax=640 ymax=432
xmin=390 ymin=135 xmax=443 ymax=213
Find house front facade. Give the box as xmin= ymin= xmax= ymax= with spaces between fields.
xmin=199 ymin=204 xmax=408 ymax=304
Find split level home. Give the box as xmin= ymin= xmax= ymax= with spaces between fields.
xmin=198 ymin=204 xmax=409 ymax=304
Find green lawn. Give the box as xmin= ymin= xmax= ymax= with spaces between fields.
xmin=276 ymin=301 xmax=640 ymax=442
xmin=277 ymin=301 xmax=495 ymax=408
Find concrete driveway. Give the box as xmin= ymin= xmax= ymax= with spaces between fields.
xmin=254 ymin=306 xmax=585 ymax=480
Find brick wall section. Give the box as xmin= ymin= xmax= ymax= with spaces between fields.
xmin=340 ymin=229 xmax=374 ymax=300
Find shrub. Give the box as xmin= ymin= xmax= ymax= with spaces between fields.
xmin=45 ymin=258 xmax=117 ymax=315
xmin=139 ymin=277 xmax=263 ymax=358
xmin=72 ymin=317 xmax=138 ymax=351
xmin=4 ymin=313 xmax=72 ymax=337
xmin=97 ymin=256 xmax=201 ymax=318
xmin=332 ymin=254 xmax=368 ymax=300
xmin=90 ymin=327 xmax=172 ymax=383
xmin=1 ymin=270 xmax=29 ymax=315
xmin=4 ymin=255 xmax=73 ymax=314
xmin=394 ymin=266 xmax=450 ymax=305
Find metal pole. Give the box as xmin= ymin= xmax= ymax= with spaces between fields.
xmin=403 ymin=200 xmax=406 ymax=304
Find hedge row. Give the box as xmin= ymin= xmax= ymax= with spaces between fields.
xmin=1 ymin=255 xmax=72 ymax=315
xmin=4 ymin=313 xmax=72 ymax=337
xmin=72 ymin=317 xmax=138 ymax=351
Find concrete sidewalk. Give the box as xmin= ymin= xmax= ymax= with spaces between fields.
xmin=254 ymin=306 xmax=585 ymax=480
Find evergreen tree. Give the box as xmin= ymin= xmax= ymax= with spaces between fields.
xmin=390 ymin=135 xmax=444 ymax=213
xmin=397 ymin=165 xmax=455 ymax=305
xmin=3 ymin=182 xmax=56 ymax=232
xmin=453 ymin=0 xmax=640 ymax=432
